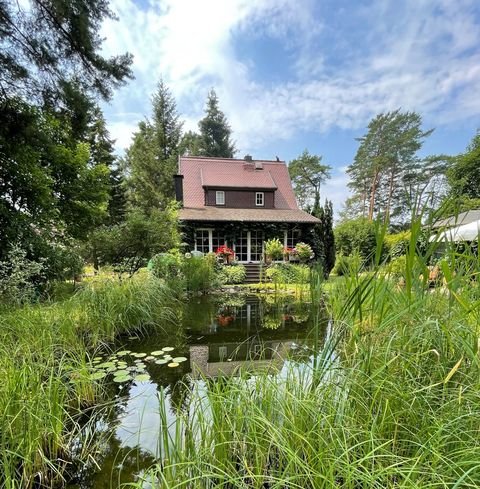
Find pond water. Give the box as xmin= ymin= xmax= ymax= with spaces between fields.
xmin=68 ymin=293 xmax=327 ymax=488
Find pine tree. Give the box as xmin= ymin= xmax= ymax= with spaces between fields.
xmin=124 ymin=81 xmax=183 ymax=213
xmin=198 ymin=90 xmax=236 ymax=158
xmin=347 ymin=110 xmax=433 ymax=223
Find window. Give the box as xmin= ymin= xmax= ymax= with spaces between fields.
xmin=216 ymin=191 xmax=225 ymax=205
xmin=195 ymin=229 xmax=210 ymax=254
xmin=285 ymin=228 xmax=301 ymax=249
xmin=255 ymin=192 xmax=264 ymax=206
xmin=211 ymin=230 xmax=225 ymax=253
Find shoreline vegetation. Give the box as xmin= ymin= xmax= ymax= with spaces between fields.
xmin=0 ymin=275 xmax=180 ymax=488
xmin=1 ymin=222 xmax=479 ymax=488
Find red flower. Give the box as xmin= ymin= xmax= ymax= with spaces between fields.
xmin=215 ymin=245 xmax=234 ymax=257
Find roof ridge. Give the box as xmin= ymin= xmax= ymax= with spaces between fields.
xmin=180 ymin=155 xmax=286 ymax=164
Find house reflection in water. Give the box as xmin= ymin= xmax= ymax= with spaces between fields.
xmin=185 ymin=294 xmax=315 ymax=378
xmin=189 ymin=341 xmax=295 ymax=378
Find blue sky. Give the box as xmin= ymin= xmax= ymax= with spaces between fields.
xmin=100 ymin=0 xmax=480 ymax=214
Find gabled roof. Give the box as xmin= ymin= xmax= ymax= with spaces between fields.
xmin=179 ymin=156 xmax=298 ymax=209
xmin=432 ymin=209 xmax=480 ymax=229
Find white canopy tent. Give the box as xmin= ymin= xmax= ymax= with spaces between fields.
xmin=431 ymin=219 xmax=480 ymax=242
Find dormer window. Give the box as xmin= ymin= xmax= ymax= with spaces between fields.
xmin=216 ymin=190 xmax=225 ymax=205
xmin=256 ymin=192 xmax=264 ymax=206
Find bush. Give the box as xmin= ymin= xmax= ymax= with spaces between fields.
xmin=294 ymin=242 xmax=314 ymax=262
xmin=182 ymin=255 xmax=216 ymax=293
xmin=0 ymin=244 xmax=45 ymax=304
xmin=219 ymin=264 xmax=247 ymax=284
xmin=265 ymin=263 xmax=310 ymax=284
xmin=335 ymin=218 xmax=378 ymax=263
xmin=149 ymin=251 xmax=183 ymax=282
xmin=265 ymin=238 xmax=284 ymax=260
xmin=385 ymin=231 xmax=411 ymax=258
xmin=332 ymin=253 xmax=362 ymax=276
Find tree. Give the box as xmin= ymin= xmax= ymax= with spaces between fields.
xmin=447 ymin=131 xmax=480 ymax=200
xmin=124 ymin=81 xmax=183 ymax=213
xmin=289 ymin=150 xmax=331 ymax=209
xmin=0 ymin=0 xmax=133 ymax=106
xmin=347 ymin=110 xmax=434 ymax=223
xmin=0 ymin=0 xmax=132 ymax=275
xmin=180 ymin=130 xmax=202 ymax=156
xmin=198 ymin=89 xmax=236 ymax=158
xmin=309 ymin=197 xmax=335 ymax=277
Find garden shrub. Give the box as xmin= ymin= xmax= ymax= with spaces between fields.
xmin=150 ymin=252 xmax=182 ymax=282
xmin=294 ymin=242 xmax=314 ymax=262
xmin=332 ymin=253 xmax=362 ymax=276
xmin=385 ymin=231 xmax=411 ymax=259
xmin=182 ymin=255 xmax=216 ymax=293
xmin=219 ymin=264 xmax=247 ymax=284
xmin=265 ymin=263 xmax=310 ymax=284
xmin=335 ymin=218 xmax=378 ymax=262
xmin=265 ymin=238 xmax=284 ymax=260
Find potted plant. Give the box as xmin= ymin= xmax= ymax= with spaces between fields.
xmin=265 ymin=238 xmax=284 ymax=263
xmin=215 ymin=245 xmax=235 ymax=264
xmin=294 ymin=242 xmax=314 ymax=263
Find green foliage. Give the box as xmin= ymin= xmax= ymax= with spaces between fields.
xmin=0 ymin=274 xmax=178 ymax=487
xmin=0 ymin=245 xmax=45 ymax=305
xmin=219 ymin=264 xmax=247 ymax=284
xmin=447 ymin=131 xmax=480 ymax=199
xmin=385 ymin=230 xmax=411 ymax=258
xmin=150 ymin=252 xmax=183 ymax=282
xmin=347 ymin=110 xmax=436 ymax=223
xmin=383 ymin=254 xmax=407 ymax=279
xmin=265 ymin=238 xmax=284 ymax=260
xmin=332 ymin=253 xmax=362 ymax=276
xmin=294 ymin=242 xmax=314 ymax=262
xmin=265 ymin=263 xmax=309 ymax=284
xmin=288 ymin=150 xmax=331 ymax=209
xmin=198 ymin=89 xmax=236 ymax=158
xmin=334 ymin=217 xmax=378 ymax=262
xmin=123 ymin=81 xmax=183 ymax=213
xmin=310 ymin=199 xmax=335 ymax=276
xmin=88 ymin=206 xmax=180 ymax=275
xmin=182 ymin=256 xmax=216 ymax=293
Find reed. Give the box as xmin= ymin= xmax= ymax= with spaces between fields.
xmin=0 ymin=274 xmax=178 ymax=488
xmin=130 ymin=218 xmax=480 ymax=488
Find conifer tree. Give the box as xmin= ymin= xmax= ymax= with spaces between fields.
xmin=198 ymin=90 xmax=236 ymax=158
xmin=124 ymin=81 xmax=183 ymax=213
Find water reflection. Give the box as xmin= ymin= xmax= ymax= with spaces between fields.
xmin=68 ymin=294 xmax=325 ymax=488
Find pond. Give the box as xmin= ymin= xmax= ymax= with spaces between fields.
xmin=68 ymin=293 xmax=327 ymax=488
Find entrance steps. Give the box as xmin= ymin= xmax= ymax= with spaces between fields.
xmin=243 ymin=263 xmax=263 ymax=283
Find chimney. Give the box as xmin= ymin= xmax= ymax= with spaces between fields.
xmin=244 ymin=154 xmax=253 ymax=162
xmin=173 ymin=174 xmax=184 ymax=205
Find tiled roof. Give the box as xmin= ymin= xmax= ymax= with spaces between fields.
xmin=201 ymin=168 xmax=277 ymax=189
xmin=179 ymin=156 xmax=298 ymax=209
xmin=179 ymin=207 xmax=320 ymax=223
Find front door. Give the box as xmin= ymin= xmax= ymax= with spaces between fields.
xmin=235 ymin=231 xmax=264 ymax=263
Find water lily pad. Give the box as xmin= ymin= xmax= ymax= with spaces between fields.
xmin=106 ymin=367 xmax=117 ymax=373
xmin=155 ymin=359 xmax=168 ymax=365
xmin=133 ymin=353 xmax=147 ymax=358
xmin=96 ymin=362 xmax=116 ymax=369
xmin=89 ymin=372 xmax=107 ymax=380
xmin=172 ymin=357 xmax=187 ymax=363
xmin=117 ymin=362 xmax=128 ymax=367
xmin=135 ymin=374 xmax=151 ymax=382
xmin=116 ymin=350 xmax=131 ymax=356
xmin=167 ymin=362 xmax=179 ymax=368
xmin=163 ymin=355 xmax=172 ymax=360
xmin=113 ymin=375 xmax=131 ymax=383
xmin=145 ymin=356 xmax=155 ymax=361
xmin=113 ymin=369 xmax=130 ymax=377
xmin=151 ymin=350 xmax=164 ymax=356
xmin=163 ymin=347 xmax=174 ymax=352
xmin=127 ymin=366 xmax=138 ymax=372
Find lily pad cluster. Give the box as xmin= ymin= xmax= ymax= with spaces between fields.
xmin=89 ymin=348 xmax=187 ymax=384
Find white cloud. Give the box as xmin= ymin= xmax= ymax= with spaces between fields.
xmin=99 ymin=0 xmax=480 ymax=197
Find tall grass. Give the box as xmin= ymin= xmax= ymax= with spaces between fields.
xmin=130 ymin=218 xmax=480 ymax=488
xmin=0 ymin=274 xmax=178 ymax=488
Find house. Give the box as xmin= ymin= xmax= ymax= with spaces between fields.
xmin=431 ymin=209 xmax=480 ymax=242
xmin=174 ymin=155 xmax=320 ymax=262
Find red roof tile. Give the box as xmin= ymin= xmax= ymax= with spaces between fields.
xmin=179 ymin=156 xmax=299 ymax=210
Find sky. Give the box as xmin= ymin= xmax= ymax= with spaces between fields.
xmin=100 ymin=0 xmax=480 ymax=214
